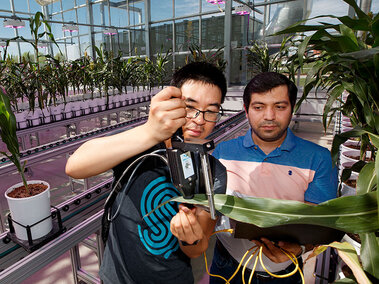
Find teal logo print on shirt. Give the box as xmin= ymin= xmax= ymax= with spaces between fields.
xmin=138 ymin=176 xmax=180 ymax=259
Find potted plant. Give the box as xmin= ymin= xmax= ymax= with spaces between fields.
xmin=0 ymin=87 xmax=52 ymax=241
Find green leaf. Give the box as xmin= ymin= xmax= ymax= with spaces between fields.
xmin=357 ymin=162 xmax=376 ymax=195
xmin=298 ymin=35 xmax=312 ymax=66
xmin=323 ymin=85 xmax=344 ymax=129
xmin=338 ymin=16 xmax=370 ymax=31
xmin=316 ymin=241 xmax=372 ymax=284
xmin=168 ymin=192 xmax=378 ymax=234
xmin=340 ymin=47 xmax=379 ymax=61
xmin=359 ymin=233 xmax=379 ymax=279
xmin=339 ymin=24 xmax=359 ymax=50
xmin=342 ymin=0 xmax=370 ymax=21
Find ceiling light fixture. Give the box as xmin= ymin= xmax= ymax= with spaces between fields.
xmin=206 ymin=0 xmax=225 ymax=4
xmin=0 ymin=41 xmax=7 ymax=48
xmin=62 ymin=22 xmax=79 ymax=32
xmin=235 ymin=5 xmax=252 ymax=15
xmin=103 ymin=27 xmax=117 ymax=35
xmin=3 ymin=16 xmax=25 ymax=29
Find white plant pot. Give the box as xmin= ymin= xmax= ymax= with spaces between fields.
xmin=50 ymin=105 xmax=64 ymax=121
xmin=96 ymin=98 xmax=106 ymax=111
xmin=64 ymin=102 xmax=73 ymax=119
xmin=15 ymin=111 xmax=28 ymax=129
xmin=26 ymin=109 xmax=42 ymax=127
xmin=340 ymin=150 xmax=360 ymax=166
xmin=5 ymin=180 xmax=52 ymax=241
xmin=71 ymin=101 xmax=82 ymax=116
xmin=80 ymin=100 xmax=90 ymax=115
xmin=41 ymin=108 xmax=51 ymax=124
xmin=120 ymin=94 xmax=128 ymax=106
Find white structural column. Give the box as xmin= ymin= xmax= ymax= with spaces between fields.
xmin=145 ymin=0 xmax=151 ymax=58
xmin=223 ymin=0 xmax=232 ymax=86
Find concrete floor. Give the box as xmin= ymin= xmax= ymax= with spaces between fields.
xmin=1 ymin=93 xmax=335 ymax=284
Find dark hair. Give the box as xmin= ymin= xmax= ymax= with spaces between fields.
xmin=170 ymin=62 xmax=227 ymax=104
xmin=243 ymin=72 xmax=297 ymax=112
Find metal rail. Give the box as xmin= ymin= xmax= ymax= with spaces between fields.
xmin=15 ymin=99 xmax=151 ymax=137
xmin=0 ymin=111 xmax=249 ymax=283
xmin=0 ymin=117 xmax=147 ymax=176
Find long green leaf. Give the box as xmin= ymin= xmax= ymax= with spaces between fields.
xmin=314 ymin=242 xmax=372 ymax=284
xmin=168 ymin=192 xmax=378 ymax=234
xmin=357 ymin=162 xmax=377 ymax=195
xmin=342 ymin=0 xmax=370 ymax=21
xmin=359 ymin=233 xmax=379 ymax=280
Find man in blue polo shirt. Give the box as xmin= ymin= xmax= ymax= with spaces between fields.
xmin=209 ymin=72 xmax=338 ymax=283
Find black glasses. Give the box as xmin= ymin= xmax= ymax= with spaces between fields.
xmin=185 ymin=106 xmax=222 ymax=122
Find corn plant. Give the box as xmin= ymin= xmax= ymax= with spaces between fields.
xmin=0 ymin=87 xmax=29 ymax=193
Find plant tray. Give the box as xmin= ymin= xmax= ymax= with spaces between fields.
xmin=7 ymin=206 xmax=66 ymax=253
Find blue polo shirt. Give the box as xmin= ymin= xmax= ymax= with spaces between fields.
xmin=212 ymin=128 xmax=337 ymax=204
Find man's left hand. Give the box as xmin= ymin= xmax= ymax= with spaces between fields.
xmin=252 ymin=238 xmax=302 ymax=263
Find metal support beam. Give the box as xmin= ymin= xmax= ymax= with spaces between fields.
xmin=224 ymin=0 xmax=232 ymax=86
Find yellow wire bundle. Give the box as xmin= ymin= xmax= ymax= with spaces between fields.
xmin=204 ymin=229 xmax=305 ymax=284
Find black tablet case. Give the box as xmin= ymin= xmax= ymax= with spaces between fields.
xmin=234 ymin=222 xmax=345 ymax=245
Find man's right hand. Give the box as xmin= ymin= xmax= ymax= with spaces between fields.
xmin=145 ymin=87 xmax=187 ymax=144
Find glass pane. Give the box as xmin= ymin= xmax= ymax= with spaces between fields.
xmin=201 ymin=13 xmax=224 ymax=49
xmin=175 ymin=0 xmax=199 ymax=18
xmin=1 ymin=0 xmax=10 ymax=10
xmin=78 ymin=34 xmax=90 ymax=56
xmin=109 ymin=6 xmax=128 ymax=27
xmin=175 ymin=17 xmax=199 ymax=52
xmin=117 ymin=30 xmax=130 ymax=56
xmin=50 ymin=21 xmax=65 ymax=43
xmin=174 ymin=53 xmax=187 ymax=70
xmin=151 ymin=0 xmax=172 ymax=22
xmin=308 ymin=0 xmax=349 ymax=24
xmin=49 ymin=1 xmax=63 ymax=14
xmin=0 ymin=42 xmax=20 ymax=61
xmin=62 ymin=10 xmax=76 ymax=23
xmin=129 ymin=27 xmax=145 ymax=56
xmin=13 ymin=0 xmax=29 ymax=13
xmin=93 ymin=29 xmax=105 ymax=50
xmin=150 ymin=21 xmax=173 ymax=55
xmin=92 ymin=3 xmax=107 ymax=26
xmin=76 ymin=6 xmax=88 ymax=25
xmin=29 ymin=1 xmax=43 ymax=14
xmin=129 ymin=1 xmax=144 ymax=25
xmin=62 ymin=0 xmax=76 ymax=11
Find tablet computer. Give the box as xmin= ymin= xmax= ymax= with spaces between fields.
xmin=234 ymin=222 xmax=345 ymax=245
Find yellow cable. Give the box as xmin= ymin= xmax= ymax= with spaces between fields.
xmin=227 ymin=245 xmax=257 ymax=283
xmin=204 ymin=229 xmax=235 ymax=283
xmin=258 ymin=247 xmax=305 ymax=284
xmin=204 ymin=228 xmax=305 ymax=284
xmin=241 ymin=247 xmax=259 ymax=284
xmin=248 ymin=255 xmax=259 ymax=284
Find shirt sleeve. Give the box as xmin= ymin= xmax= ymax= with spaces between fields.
xmin=304 ymin=150 xmax=338 ymax=204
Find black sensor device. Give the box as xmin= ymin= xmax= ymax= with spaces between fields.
xmin=166 ymin=128 xmax=197 ymax=199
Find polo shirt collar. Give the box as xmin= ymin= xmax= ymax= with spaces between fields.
xmin=242 ymin=127 xmax=296 ymax=152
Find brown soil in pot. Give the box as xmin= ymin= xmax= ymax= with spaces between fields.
xmin=345 ymin=154 xmax=372 ymax=161
xmin=7 ymin=183 xmax=48 ymax=198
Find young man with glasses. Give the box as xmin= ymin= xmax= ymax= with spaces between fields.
xmin=66 ymin=62 xmax=227 ymax=284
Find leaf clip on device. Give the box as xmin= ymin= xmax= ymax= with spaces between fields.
xmin=166 ymin=128 xmax=217 ymax=220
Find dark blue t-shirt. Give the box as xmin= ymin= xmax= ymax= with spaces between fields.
xmin=100 ymin=144 xmax=226 ymax=284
